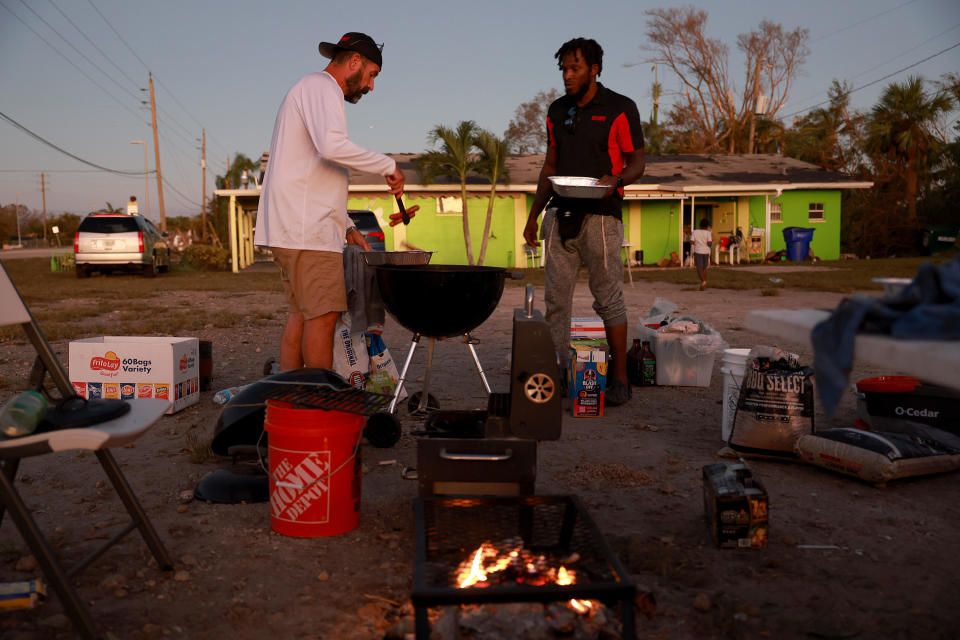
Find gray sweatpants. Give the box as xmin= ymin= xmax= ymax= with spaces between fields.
xmin=543 ymin=210 xmax=628 ymax=358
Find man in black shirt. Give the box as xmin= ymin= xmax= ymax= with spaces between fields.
xmin=523 ymin=37 xmax=646 ymax=407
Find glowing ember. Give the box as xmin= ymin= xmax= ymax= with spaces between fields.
xmin=454 ymin=541 xmax=597 ymax=616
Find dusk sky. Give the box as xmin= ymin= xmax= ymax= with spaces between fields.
xmin=1 ymin=0 xmax=958 ymax=221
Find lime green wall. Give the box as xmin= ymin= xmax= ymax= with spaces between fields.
xmin=349 ymin=194 xmax=518 ymax=266
xmin=351 ymin=188 xmax=844 ymax=265
xmin=639 ymin=200 xmax=681 ymax=264
xmin=748 ymin=196 xmax=767 ymax=231
xmin=769 ymin=190 xmax=841 ymax=260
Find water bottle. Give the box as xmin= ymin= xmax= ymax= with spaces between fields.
xmin=0 ymin=391 xmax=49 ymax=437
xmin=212 ymin=384 xmax=250 ymax=406
xmin=640 ymin=341 xmax=657 ymax=386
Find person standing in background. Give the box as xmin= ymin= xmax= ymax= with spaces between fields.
xmin=522 ymin=37 xmax=646 ymax=406
xmin=692 ymin=218 xmax=713 ymax=290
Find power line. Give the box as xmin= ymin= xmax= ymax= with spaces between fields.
xmin=810 ymin=0 xmax=921 ymax=43
xmin=15 ymin=0 xmax=141 ymax=104
xmin=85 ymin=0 xmax=148 ymax=70
xmin=0 ymin=0 xmax=145 ymax=126
xmin=48 ymin=0 xmax=141 ymax=90
xmin=85 ymin=0 xmax=220 ymax=156
xmin=791 ymin=22 xmax=960 ymax=110
xmin=782 ymin=41 xmax=960 ymax=121
xmin=0 ymin=110 xmax=151 ymax=176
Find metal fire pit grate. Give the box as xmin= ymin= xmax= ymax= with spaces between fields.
xmin=413 ymin=495 xmax=636 ymax=639
xmin=261 ymin=383 xmax=392 ymax=417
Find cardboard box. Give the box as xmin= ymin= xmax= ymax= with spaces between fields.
xmin=702 ymin=462 xmax=768 ymax=549
xmin=569 ymin=341 xmax=608 ymax=418
xmin=570 ymin=317 xmax=606 ymax=341
xmin=69 ymin=336 xmax=200 ymax=414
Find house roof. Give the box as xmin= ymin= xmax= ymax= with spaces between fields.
xmin=348 ymin=153 xmax=872 ymax=194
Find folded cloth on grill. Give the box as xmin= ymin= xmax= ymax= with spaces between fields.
xmin=811 ymin=256 xmax=960 ymax=416
xmin=343 ymin=245 xmax=385 ymax=332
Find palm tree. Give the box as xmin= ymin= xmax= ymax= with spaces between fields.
xmin=416 ymin=121 xmax=481 ymax=265
xmin=472 ymin=130 xmax=509 ymax=266
xmin=865 ymin=76 xmax=954 ymax=225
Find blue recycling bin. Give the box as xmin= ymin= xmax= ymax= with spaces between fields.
xmin=782 ymin=227 xmax=815 ymax=262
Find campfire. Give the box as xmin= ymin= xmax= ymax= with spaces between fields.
xmin=454 ymin=539 xmax=597 ymax=616
xmin=413 ymin=496 xmax=637 ymax=639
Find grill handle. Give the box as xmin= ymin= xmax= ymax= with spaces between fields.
xmin=525 ymin=284 xmax=534 ymax=318
xmin=439 ymin=448 xmax=513 ymax=462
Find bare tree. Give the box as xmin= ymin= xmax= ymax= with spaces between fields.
xmin=504 ymin=89 xmax=560 ymax=154
xmin=643 ymin=7 xmax=809 ymax=153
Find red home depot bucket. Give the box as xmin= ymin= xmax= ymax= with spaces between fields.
xmin=264 ymin=400 xmax=364 ymax=537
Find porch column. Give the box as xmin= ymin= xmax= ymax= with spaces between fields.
xmin=229 ymin=195 xmax=238 ymax=273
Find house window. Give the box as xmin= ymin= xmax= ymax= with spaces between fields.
xmin=770 ymin=202 xmax=782 ymax=222
xmin=808 ymin=203 xmax=825 ymax=222
xmin=437 ymin=196 xmax=462 ymax=214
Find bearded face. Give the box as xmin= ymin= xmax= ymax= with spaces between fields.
xmin=344 ymin=65 xmax=370 ymax=103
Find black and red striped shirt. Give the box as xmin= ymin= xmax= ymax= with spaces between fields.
xmin=546 ymin=84 xmax=644 ymax=218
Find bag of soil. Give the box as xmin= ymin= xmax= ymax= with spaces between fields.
xmin=728 ymin=349 xmax=815 ymax=457
xmin=795 ymin=428 xmax=960 ymax=484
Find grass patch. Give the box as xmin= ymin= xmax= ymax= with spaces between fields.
xmin=622 ymin=252 xmax=957 ymax=293
xmin=184 ymin=428 xmax=215 ymax=464
xmin=2 ymin=258 xmax=283 ymax=305
xmin=759 ymin=288 xmax=781 ymax=297
xmin=0 ymin=258 xmax=284 ymax=343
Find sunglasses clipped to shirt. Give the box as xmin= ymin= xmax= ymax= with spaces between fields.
xmin=563 ymin=106 xmax=580 ymax=134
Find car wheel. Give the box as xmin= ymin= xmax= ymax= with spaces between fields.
xmin=75 ymin=264 xmax=90 ymax=278
xmin=142 ymin=253 xmax=157 ymax=277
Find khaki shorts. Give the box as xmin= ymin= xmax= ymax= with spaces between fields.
xmin=271 ymin=248 xmax=346 ymax=320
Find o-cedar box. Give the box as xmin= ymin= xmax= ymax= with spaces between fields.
xmin=69 ymin=336 xmax=200 ymax=414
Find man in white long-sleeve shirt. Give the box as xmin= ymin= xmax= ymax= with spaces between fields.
xmin=255 ymin=32 xmax=405 ymax=370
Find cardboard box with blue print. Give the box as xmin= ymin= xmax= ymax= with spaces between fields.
xmin=68 ymin=336 xmax=200 ymax=414
xmin=569 ymin=341 xmax=608 ymax=418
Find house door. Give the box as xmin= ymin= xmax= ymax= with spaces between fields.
xmin=684 ymin=203 xmax=713 ymax=231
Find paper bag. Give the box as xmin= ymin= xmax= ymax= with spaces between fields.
xmin=333 ymin=313 xmax=369 ymax=389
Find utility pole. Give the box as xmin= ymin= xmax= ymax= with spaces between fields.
xmin=15 ymin=193 xmax=21 ymax=248
xmin=131 ymin=140 xmax=149 ymax=219
xmin=148 ymin=72 xmax=167 ymax=231
xmin=747 ymin=55 xmax=763 ymax=155
xmin=41 ymin=172 xmax=47 ymax=242
xmin=201 ymin=129 xmax=207 ymax=242
xmin=651 ymin=64 xmax=659 ymax=126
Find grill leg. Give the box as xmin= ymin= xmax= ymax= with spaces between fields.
xmin=413 ymin=338 xmax=437 ymax=414
xmin=465 ymin=335 xmax=491 ymax=394
xmin=389 ymin=334 xmax=420 ymax=414
xmin=414 ymin=604 xmax=430 ymax=640
xmin=621 ymin=596 xmax=637 ymax=639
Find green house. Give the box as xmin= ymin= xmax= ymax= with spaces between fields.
xmin=347 ymin=153 xmax=872 ymax=267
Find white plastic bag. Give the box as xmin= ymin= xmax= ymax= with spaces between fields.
xmin=332 ymin=313 xmax=369 ymax=389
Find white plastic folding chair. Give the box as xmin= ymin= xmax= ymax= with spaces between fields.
xmin=0 ymin=260 xmax=172 ymax=639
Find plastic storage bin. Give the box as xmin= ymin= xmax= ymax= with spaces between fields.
xmin=782 ymin=227 xmax=815 ymax=262
xmin=650 ymin=332 xmax=716 ymax=387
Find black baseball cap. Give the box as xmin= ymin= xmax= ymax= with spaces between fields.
xmin=318 ymin=32 xmax=383 ymax=68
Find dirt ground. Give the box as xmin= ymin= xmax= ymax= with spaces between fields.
xmin=1 ymin=270 xmax=958 ymax=640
